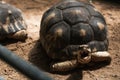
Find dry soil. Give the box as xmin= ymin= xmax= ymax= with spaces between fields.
xmin=0 ymin=0 xmax=120 ymax=80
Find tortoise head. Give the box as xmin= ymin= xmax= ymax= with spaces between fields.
xmin=76 ymin=45 xmax=91 ymax=64
xmin=62 ymin=45 xmax=92 ymax=64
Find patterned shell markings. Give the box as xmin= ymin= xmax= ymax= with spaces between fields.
xmin=40 ymin=0 xmax=108 ymax=59
xmin=0 ymin=1 xmax=27 ymax=38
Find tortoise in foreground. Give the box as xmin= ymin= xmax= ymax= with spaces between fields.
xmin=0 ymin=1 xmax=27 ymax=40
xmin=40 ymin=0 xmax=111 ymax=71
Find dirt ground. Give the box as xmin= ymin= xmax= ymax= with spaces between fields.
xmin=0 ymin=0 xmax=120 ymax=80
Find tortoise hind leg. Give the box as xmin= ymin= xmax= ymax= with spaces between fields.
xmin=7 ymin=30 xmax=27 ymax=40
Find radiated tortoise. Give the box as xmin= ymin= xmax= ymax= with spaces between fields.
xmin=40 ymin=0 xmax=111 ymax=71
xmin=0 ymin=1 xmax=27 ymax=40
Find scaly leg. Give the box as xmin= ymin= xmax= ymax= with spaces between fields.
xmin=91 ymin=51 xmax=111 ymax=62
xmin=51 ymin=60 xmax=78 ymax=71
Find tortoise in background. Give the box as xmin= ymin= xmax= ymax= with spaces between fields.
xmin=40 ymin=0 xmax=111 ymax=71
xmin=0 ymin=1 xmax=27 ymax=40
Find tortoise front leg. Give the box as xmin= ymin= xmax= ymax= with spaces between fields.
xmin=91 ymin=51 xmax=111 ymax=62
xmin=88 ymin=40 xmax=111 ymax=62
xmin=51 ymin=60 xmax=78 ymax=71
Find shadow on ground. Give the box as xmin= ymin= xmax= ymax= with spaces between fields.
xmin=28 ymin=40 xmax=52 ymax=72
xmin=92 ymin=0 xmax=120 ymax=7
xmin=0 ymin=38 xmax=26 ymax=46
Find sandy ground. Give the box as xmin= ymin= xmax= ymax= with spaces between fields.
xmin=0 ymin=0 xmax=120 ymax=80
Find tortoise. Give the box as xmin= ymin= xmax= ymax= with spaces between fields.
xmin=0 ymin=1 xmax=27 ymax=40
xmin=40 ymin=0 xmax=111 ymax=71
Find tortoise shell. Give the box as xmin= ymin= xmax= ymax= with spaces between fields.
xmin=0 ymin=1 xmax=27 ymax=39
xmin=40 ymin=0 xmax=108 ymax=60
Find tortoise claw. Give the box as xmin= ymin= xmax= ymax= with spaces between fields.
xmin=91 ymin=51 xmax=111 ymax=62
